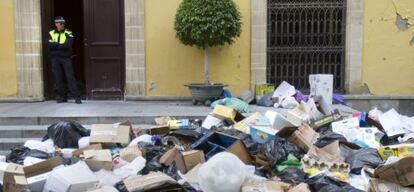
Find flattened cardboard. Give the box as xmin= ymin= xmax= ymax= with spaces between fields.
xmin=241 ymin=181 xmax=290 ymax=192
xmin=288 ymin=183 xmax=311 ymax=192
xmin=369 ymin=178 xmax=414 ymax=192
xmin=82 ymin=149 xmax=113 ymax=171
xmin=375 ymin=156 xmax=414 ymax=187
xmin=120 ymin=146 xmax=143 ymax=162
xmin=73 ymin=144 xmax=103 ymax=157
xmin=124 ymin=172 xmax=181 ymax=192
xmin=90 ymin=124 xmax=131 ymax=144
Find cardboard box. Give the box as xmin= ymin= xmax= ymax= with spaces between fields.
xmin=120 ymin=146 xmax=143 ymax=162
xmin=81 ymin=149 xmax=113 ymax=171
xmin=309 ymin=74 xmax=333 ymax=105
xmin=248 ymin=117 xmax=277 ymax=144
xmin=90 ymin=124 xmax=131 ymax=145
xmin=3 ymin=157 xmax=62 ymax=192
xmin=265 ymin=111 xmax=294 ymax=130
xmin=288 ymin=124 xmax=320 ymax=152
xmin=160 ymin=148 xmax=205 ymax=174
xmin=43 ymin=161 xmax=99 ymax=192
xmin=288 ymin=183 xmax=311 ymax=192
xmin=375 ymin=156 xmax=414 ymax=187
xmin=234 ymin=112 xmax=262 ymax=134
xmin=241 ymin=181 xmax=290 ymax=192
xmin=191 ymin=131 xmax=252 ymax=164
xmin=202 ymin=114 xmax=225 ymax=130
xmin=123 ymin=172 xmax=182 ymax=192
xmin=148 ymin=125 xmax=170 ymax=135
xmin=212 ymin=105 xmax=245 ymax=124
xmin=73 ymin=144 xmax=103 ymax=158
xmin=378 ymin=143 xmax=414 ymax=160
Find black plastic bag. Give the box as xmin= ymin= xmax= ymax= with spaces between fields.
xmin=276 ymin=167 xmax=308 ymax=184
xmin=260 ymin=137 xmax=305 ymax=168
xmin=257 ymin=93 xmax=273 ymax=107
xmin=138 ymin=142 xmax=167 ymax=173
xmin=315 ymin=127 xmax=347 ymax=148
xmin=343 ymin=148 xmax=383 ymax=174
xmin=42 ymin=121 xmax=90 ymax=148
xmin=306 ymin=174 xmax=363 ymax=192
xmin=6 ymin=147 xmax=50 ymax=164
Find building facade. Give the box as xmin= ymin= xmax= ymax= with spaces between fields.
xmin=0 ymin=0 xmax=413 ymax=101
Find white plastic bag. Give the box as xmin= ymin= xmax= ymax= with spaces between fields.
xmin=280 ymin=96 xmax=299 ymax=109
xmin=113 ymin=156 xmax=146 ymax=178
xmin=78 ymin=136 xmax=90 ymax=149
xmin=198 ymin=152 xmax=262 ymax=192
xmin=24 ymin=139 xmax=55 ymax=154
xmin=128 ymin=134 xmax=152 ymax=146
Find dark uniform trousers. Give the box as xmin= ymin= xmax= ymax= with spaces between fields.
xmin=51 ymin=56 xmax=79 ymax=98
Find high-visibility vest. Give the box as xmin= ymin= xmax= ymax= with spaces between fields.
xmin=49 ymin=29 xmax=73 ymax=44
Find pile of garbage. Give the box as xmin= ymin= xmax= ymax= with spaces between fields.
xmin=1 ymin=80 xmax=414 ymax=192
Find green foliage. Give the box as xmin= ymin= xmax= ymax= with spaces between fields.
xmin=175 ymin=0 xmax=242 ymax=48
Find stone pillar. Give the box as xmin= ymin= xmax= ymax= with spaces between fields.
xmin=345 ymin=0 xmax=365 ymax=93
xmin=14 ymin=0 xmax=43 ymax=100
xmin=250 ymin=0 xmax=267 ymax=91
xmin=125 ymin=0 xmax=146 ymax=98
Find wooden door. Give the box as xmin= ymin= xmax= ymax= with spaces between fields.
xmin=83 ymin=0 xmax=125 ymax=99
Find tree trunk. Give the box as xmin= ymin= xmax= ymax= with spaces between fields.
xmin=204 ymin=44 xmax=209 ymax=84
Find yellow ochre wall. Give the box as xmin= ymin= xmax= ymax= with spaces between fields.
xmin=0 ymin=0 xmax=17 ymax=97
xmin=363 ymin=0 xmax=414 ymax=94
xmin=145 ymin=0 xmax=251 ymax=96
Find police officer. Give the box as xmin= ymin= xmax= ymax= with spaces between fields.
xmin=48 ymin=16 xmax=81 ymax=104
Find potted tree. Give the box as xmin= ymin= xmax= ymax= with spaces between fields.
xmin=175 ymin=0 xmax=242 ymax=105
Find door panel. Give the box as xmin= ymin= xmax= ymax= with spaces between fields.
xmin=84 ymin=0 xmax=125 ymax=99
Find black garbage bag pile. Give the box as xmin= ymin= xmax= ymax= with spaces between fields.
xmin=260 ymin=137 xmax=305 ymax=168
xmin=42 ymin=120 xmax=90 ymax=148
xmin=6 ymin=146 xmax=50 ymax=164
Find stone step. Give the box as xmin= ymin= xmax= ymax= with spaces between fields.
xmin=0 ymin=138 xmax=42 ymax=152
xmin=0 ymin=115 xmax=206 ymax=125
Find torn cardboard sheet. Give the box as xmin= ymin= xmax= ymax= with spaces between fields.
xmin=90 ymin=124 xmax=131 ymax=145
xmin=123 ymin=172 xmax=182 ymax=192
xmin=241 ymin=181 xmax=290 ymax=192
xmin=374 ymin=156 xmax=414 ymax=187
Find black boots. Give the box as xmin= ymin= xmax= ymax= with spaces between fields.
xmin=56 ymin=96 xmax=82 ymax=104
xmin=56 ymin=97 xmax=68 ymax=103
xmin=75 ymin=97 xmax=82 ymax=104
